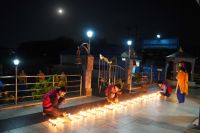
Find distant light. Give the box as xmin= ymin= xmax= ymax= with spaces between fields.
xmin=87 ymin=30 xmax=93 ymax=38
xmin=122 ymin=58 xmax=126 ymax=61
xmin=156 ymin=34 xmax=161 ymax=39
xmin=136 ymin=61 xmax=140 ymax=67
xmin=13 ymin=59 xmax=20 ymax=66
xmin=127 ymin=40 xmax=132 ymax=46
xmin=57 ymin=8 xmax=64 ymax=15
xmin=196 ymin=0 xmax=200 ymax=6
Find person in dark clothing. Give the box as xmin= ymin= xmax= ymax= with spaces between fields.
xmin=42 ymin=86 xmax=67 ymax=118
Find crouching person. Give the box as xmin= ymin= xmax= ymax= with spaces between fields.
xmin=105 ymin=83 xmax=122 ymax=104
xmin=157 ymin=81 xmax=172 ymax=100
xmin=43 ymin=86 xmax=67 ymax=118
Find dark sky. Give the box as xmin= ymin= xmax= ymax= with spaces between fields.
xmin=0 ymin=0 xmax=200 ymax=48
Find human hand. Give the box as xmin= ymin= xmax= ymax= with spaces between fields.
xmin=117 ymin=91 xmax=122 ymax=95
xmin=63 ymin=113 xmax=72 ymax=121
xmin=62 ymin=112 xmax=67 ymax=117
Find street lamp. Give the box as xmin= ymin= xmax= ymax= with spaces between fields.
xmin=86 ymin=30 xmax=93 ymax=54
xmin=127 ymin=40 xmax=132 ymax=58
xmin=57 ymin=8 xmax=64 ymax=15
xmin=156 ymin=34 xmax=161 ymax=39
xmin=13 ymin=59 xmax=20 ymax=104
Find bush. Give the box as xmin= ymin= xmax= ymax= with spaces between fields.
xmin=32 ymin=77 xmax=53 ymax=100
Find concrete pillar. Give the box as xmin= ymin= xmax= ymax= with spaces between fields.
xmin=164 ymin=62 xmax=169 ymax=81
xmin=150 ymin=65 xmax=153 ymax=83
xmin=125 ymin=59 xmax=133 ymax=92
xmin=173 ymin=60 xmax=177 ymax=80
xmin=82 ymin=55 xmax=94 ymax=96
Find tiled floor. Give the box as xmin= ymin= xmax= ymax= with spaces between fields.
xmin=0 ymin=88 xmax=200 ymax=133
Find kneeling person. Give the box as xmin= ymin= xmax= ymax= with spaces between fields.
xmin=105 ymin=83 xmax=122 ymax=104
xmin=43 ymin=86 xmax=68 ymax=118
xmin=158 ymin=81 xmax=172 ymax=100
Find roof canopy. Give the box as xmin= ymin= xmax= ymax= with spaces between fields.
xmin=166 ymin=47 xmax=195 ymax=59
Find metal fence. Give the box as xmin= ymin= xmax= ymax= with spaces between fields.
xmin=98 ymin=54 xmax=125 ymax=95
xmin=110 ymin=65 xmax=125 ymax=84
xmin=0 ymin=74 xmax=82 ymax=105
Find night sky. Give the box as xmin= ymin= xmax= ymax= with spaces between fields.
xmin=0 ymin=0 xmax=200 ymax=50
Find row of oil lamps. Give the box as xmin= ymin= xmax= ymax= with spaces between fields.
xmin=48 ymin=92 xmax=161 ymax=127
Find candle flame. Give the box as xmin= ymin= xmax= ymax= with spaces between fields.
xmin=48 ymin=91 xmax=160 ymax=127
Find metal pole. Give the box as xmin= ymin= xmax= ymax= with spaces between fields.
xmin=199 ymin=107 xmax=200 ymax=126
xmin=130 ymin=69 xmax=132 ymax=93
xmin=129 ymin=45 xmax=131 ymax=58
xmin=98 ymin=59 xmax=101 ymax=94
xmin=108 ymin=64 xmax=111 ymax=85
xmin=80 ymin=75 xmax=82 ymax=96
xmin=52 ymin=75 xmax=55 ymax=88
xmin=151 ymin=65 xmax=153 ymax=83
xmin=15 ymin=66 xmax=18 ymax=104
xmin=114 ymin=66 xmax=116 ymax=84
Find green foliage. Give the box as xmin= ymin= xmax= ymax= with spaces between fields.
xmin=133 ymin=73 xmax=142 ymax=83
xmin=102 ymin=81 xmax=108 ymax=90
xmin=32 ymin=77 xmax=53 ymax=100
xmin=115 ymin=79 xmax=124 ymax=89
xmin=31 ymin=76 xmax=67 ymax=100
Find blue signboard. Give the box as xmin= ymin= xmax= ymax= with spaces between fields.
xmin=143 ymin=38 xmax=179 ymax=49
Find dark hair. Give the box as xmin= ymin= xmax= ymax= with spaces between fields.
xmin=115 ymin=83 xmax=122 ymax=89
xmin=157 ymin=80 xmax=163 ymax=84
xmin=179 ymin=67 xmax=185 ymax=72
xmin=59 ymin=86 xmax=67 ymax=92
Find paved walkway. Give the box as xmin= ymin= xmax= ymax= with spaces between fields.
xmin=0 ymin=87 xmax=199 ymax=133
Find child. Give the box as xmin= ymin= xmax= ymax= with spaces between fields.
xmin=157 ymin=81 xmax=172 ymax=100
xmin=105 ymin=83 xmax=122 ymax=104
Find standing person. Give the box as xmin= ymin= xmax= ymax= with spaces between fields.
xmin=43 ymin=86 xmax=68 ymax=118
xmin=37 ymin=70 xmax=45 ymax=82
xmin=59 ymin=71 xmax=67 ymax=87
xmin=175 ymin=67 xmax=188 ymax=103
xmin=0 ymin=81 xmax=4 ymax=103
xmin=105 ymin=83 xmax=122 ymax=104
xmin=18 ymin=70 xmax=27 ymax=100
xmin=0 ymin=80 xmax=3 ymax=91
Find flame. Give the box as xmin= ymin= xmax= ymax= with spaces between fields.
xmin=48 ymin=91 xmax=160 ymax=127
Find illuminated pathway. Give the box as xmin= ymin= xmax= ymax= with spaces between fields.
xmin=0 ymin=91 xmax=199 ymax=133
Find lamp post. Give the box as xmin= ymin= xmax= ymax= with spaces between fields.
xmin=13 ymin=59 xmax=20 ymax=104
xmin=126 ymin=40 xmax=133 ymax=93
xmin=86 ymin=30 xmax=93 ymax=54
xmin=127 ymin=40 xmax=132 ymax=59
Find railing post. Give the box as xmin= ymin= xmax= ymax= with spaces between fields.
xmin=150 ymin=65 xmax=153 ymax=83
xmin=80 ymin=75 xmax=82 ymax=96
xmin=199 ymin=107 xmax=200 ymax=126
xmin=52 ymin=75 xmax=55 ymax=88
xmin=108 ymin=64 xmax=111 ymax=85
xmin=114 ymin=66 xmax=116 ymax=84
